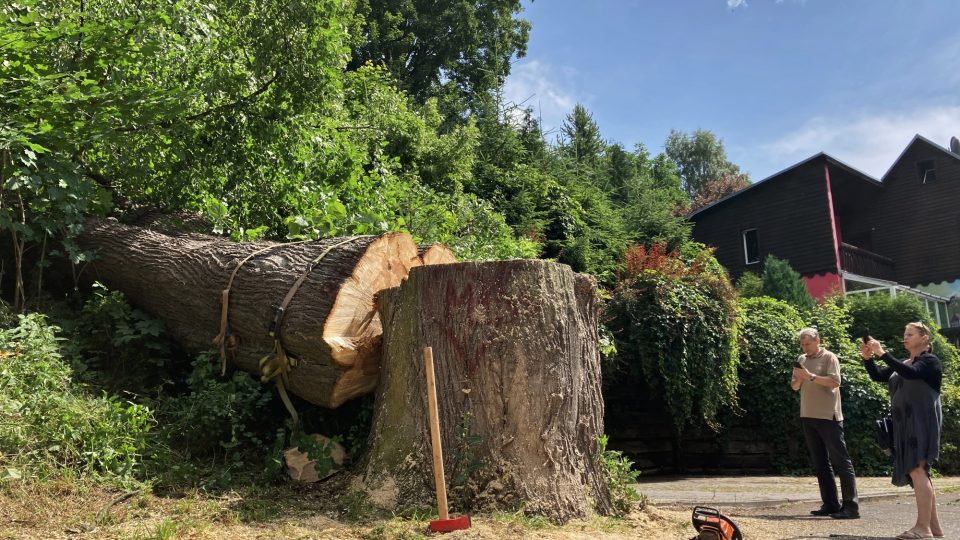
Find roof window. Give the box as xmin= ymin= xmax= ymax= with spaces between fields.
xmin=917 ymin=159 xmax=936 ymax=184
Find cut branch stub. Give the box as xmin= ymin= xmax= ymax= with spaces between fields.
xmin=361 ymin=259 xmax=613 ymax=523
xmin=77 ymin=218 xmax=421 ymax=407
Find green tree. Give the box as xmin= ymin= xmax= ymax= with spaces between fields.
xmin=0 ymin=0 xmax=198 ymax=309
xmin=664 ymin=129 xmax=745 ymax=200
xmin=348 ymin=0 xmax=530 ymax=116
xmin=559 ymin=104 xmax=605 ymax=174
xmin=761 ymin=255 xmax=816 ymax=311
xmin=465 ymin=97 xmax=548 ymax=239
xmin=1 ymin=0 xmax=539 ymax=314
xmin=603 ymin=143 xmax=634 ymax=205
xmin=619 ymin=145 xmax=690 ymax=248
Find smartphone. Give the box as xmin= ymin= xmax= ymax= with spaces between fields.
xmin=861 ymin=329 xmax=871 ymax=344
xmin=793 ymin=361 xmax=802 ymax=368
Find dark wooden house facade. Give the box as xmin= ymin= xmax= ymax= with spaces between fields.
xmin=689 ymin=135 xmax=960 ymax=334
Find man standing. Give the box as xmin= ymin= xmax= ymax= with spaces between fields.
xmin=791 ymin=327 xmax=859 ymax=519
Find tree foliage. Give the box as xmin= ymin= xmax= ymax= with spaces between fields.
xmin=761 ymin=255 xmax=816 ymax=311
xmin=0 ymin=0 xmax=538 ymax=307
xmin=691 ymin=171 xmax=750 ymax=211
xmin=348 ymin=0 xmax=530 ymax=117
xmin=664 ymin=129 xmax=746 ymax=201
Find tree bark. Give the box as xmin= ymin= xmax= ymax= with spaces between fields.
xmin=361 ymin=259 xmax=612 ymax=523
xmin=77 ymin=218 xmax=422 ymax=407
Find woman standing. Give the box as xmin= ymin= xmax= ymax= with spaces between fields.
xmin=861 ymin=322 xmax=943 ymax=539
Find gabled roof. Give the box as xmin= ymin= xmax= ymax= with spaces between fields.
xmin=687 ymin=152 xmax=881 ymax=219
xmin=879 ymin=134 xmax=960 ymax=181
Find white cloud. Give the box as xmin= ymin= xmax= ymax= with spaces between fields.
xmin=503 ymin=60 xmax=581 ymax=136
xmin=749 ymin=106 xmax=960 ymax=179
xmin=727 ymin=0 xmax=747 ymax=8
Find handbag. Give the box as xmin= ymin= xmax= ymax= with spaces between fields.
xmin=875 ymin=414 xmax=893 ymax=456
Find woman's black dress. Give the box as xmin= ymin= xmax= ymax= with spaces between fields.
xmin=866 ymin=352 xmax=942 ymax=487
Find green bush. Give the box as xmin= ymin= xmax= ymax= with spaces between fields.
xmin=843 ymin=293 xmax=960 ymax=379
xmin=150 ymin=353 xmax=277 ymax=458
xmin=607 ymin=243 xmax=738 ymax=432
xmin=735 ymin=271 xmax=763 ymax=298
xmin=734 ymin=297 xmax=805 ymax=470
xmin=56 ymin=283 xmax=173 ymax=394
xmin=138 ymin=350 xmax=334 ymax=490
xmin=805 ymin=298 xmax=890 ymax=474
xmin=732 ymin=297 xmax=890 ymax=474
xmin=0 ymin=313 xmax=154 ymax=484
xmin=938 ymin=384 xmax=960 ymax=473
xmin=596 ymin=434 xmax=641 ymax=516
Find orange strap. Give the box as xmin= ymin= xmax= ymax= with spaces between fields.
xmin=261 ymin=236 xmax=364 ymax=426
xmin=268 ymin=236 xmax=363 ymax=339
xmin=212 ymin=240 xmax=310 ymax=375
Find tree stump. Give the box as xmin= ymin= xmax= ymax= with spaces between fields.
xmin=361 ymin=259 xmax=612 ymax=522
xmin=77 ymin=218 xmax=423 ymax=407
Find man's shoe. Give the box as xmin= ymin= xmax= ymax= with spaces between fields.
xmin=829 ymin=507 xmax=860 ymax=520
xmin=810 ymin=506 xmax=841 ymax=516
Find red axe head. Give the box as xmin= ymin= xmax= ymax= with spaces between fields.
xmin=428 ymin=515 xmax=471 ymax=533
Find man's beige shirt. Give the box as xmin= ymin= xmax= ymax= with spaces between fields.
xmin=798 ymin=348 xmax=843 ymax=421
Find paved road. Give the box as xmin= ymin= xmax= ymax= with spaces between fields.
xmin=728 ymin=494 xmax=960 ymax=539
xmin=634 ymin=476 xmax=960 ymax=539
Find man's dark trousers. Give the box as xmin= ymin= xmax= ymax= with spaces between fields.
xmin=801 ymin=417 xmax=859 ymax=512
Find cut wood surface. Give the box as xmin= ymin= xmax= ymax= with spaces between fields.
xmin=283 ymin=435 xmax=346 ymax=483
xmin=417 ymin=244 xmax=457 ymax=266
xmin=77 ymin=218 xmax=423 ymax=407
xmin=361 ymin=259 xmax=612 ymax=523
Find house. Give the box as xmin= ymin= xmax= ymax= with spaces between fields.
xmin=688 ymin=134 xmax=960 ymax=345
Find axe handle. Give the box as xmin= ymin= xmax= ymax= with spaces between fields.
xmin=424 ymin=346 xmax=449 ymax=520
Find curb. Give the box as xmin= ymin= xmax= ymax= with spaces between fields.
xmin=650 ymin=491 xmax=906 ymax=509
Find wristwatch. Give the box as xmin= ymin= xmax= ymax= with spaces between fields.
xmin=809 ymin=374 xmax=817 ymax=382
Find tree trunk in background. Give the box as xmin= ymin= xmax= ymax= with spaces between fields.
xmin=361 ymin=259 xmax=612 ymax=523
xmin=77 ymin=218 xmax=423 ymax=407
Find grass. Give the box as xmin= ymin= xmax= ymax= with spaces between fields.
xmin=492 ymin=508 xmax=555 ymax=530
xmin=0 ymin=470 xmax=734 ymax=540
xmin=148 ymin=519 xmax=178 ymax=540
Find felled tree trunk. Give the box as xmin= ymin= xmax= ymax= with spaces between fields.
xmin=361 ymin=259 xmax=612 ymax=523
xmin=77 ymin=218 xmax=421 ymax=407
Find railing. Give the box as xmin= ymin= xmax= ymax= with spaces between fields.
xmin=839 ymin=243 xmax=896 ymax=281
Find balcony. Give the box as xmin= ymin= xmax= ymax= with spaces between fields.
xmin=839 ymin=243 xmax=895 ymax=281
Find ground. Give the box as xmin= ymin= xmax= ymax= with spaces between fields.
xmin=2 ymin=477 xmax=960 ymax=539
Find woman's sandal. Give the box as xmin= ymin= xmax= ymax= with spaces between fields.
xmin=896 ymin=531 xmax=934 ymax=539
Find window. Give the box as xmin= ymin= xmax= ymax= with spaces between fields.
xmin=742 ymin=229 xmax=759 ymax=264
xmin=917 ymin=159 xmax=937 ymax=184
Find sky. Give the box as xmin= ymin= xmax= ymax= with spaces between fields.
xmin=503 ymin=0 xmax=960 ymax=181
